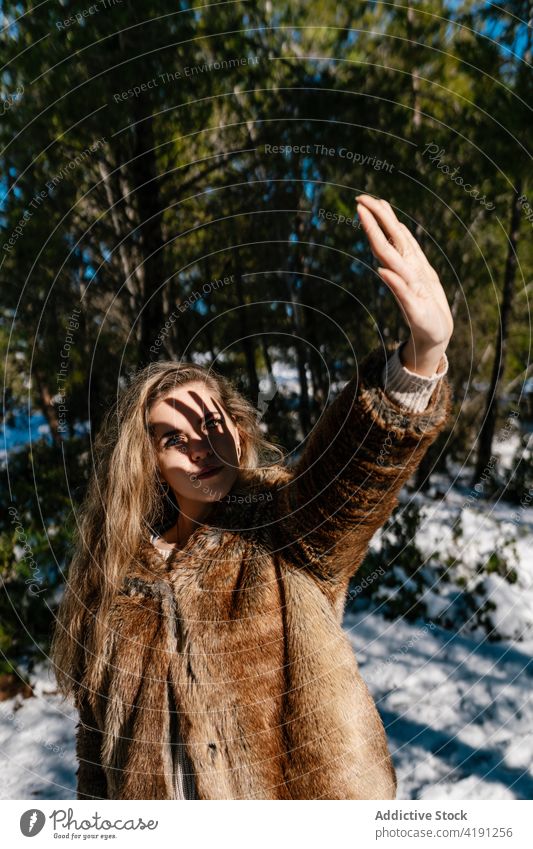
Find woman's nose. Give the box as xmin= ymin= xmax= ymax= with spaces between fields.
xmin=190 ymin=438 xmax=213 ymax=461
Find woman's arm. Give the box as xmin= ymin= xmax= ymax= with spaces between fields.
xmin=274 ymin=340 xmax=452 ymax=585
xmin=75 ymin=691 xmax=108 ymax=800
xmin=274 ymin=196 xmax=454 ymax=588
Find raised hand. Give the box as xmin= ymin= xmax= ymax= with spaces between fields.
xmin=356 ymin=194 xmax=453 ymax=376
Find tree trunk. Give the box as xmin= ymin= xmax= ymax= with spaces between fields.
xmin=304 ymin=306 xmax=328 ymax=415
xmin=471 ymin=180 xmax=522 ymax=486
xmin=414 ymin=442 xmax=436 ymax=491
xmin=406 ymin=1 xmax=422 ymax=131
xmin=115 ymin=22 xmax=167 ymax=365
xmin=97 ymin=156 xmax=141 ymax=321
xmin=234 ymin=268 xmax=260 ymax=405
xmin=129 ymin=109 xmax=166 ymax=365
xmin=288 ymin=281 xmax=311 ymax=436
xmin=34 ymin=370 xmax=61 ymax=446
xmin=287 ymin=214 xmax=313 ymax=435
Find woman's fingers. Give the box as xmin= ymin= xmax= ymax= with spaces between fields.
xmin=397 ymin=222 xmax=440 ymax=279
xmin=356 ymin=195 xmax=443 ymax=292
xmin=376 ymin=266 xmax=413 ymax=326
xmin=356 ymin=203 xmax=413 ymax=281
xmin=356 ymin=195 xmax=411 ymax=255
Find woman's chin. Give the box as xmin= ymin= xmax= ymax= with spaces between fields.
xmin=167 ymin=465 xmax=241 ymax=503
xmin=188 ymin=468 xmax=238 ymax=501
xmin=195 ymin=485 xmax=227 ymax=501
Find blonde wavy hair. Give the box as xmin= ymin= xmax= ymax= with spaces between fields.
xmin=50 ymin=360 xmax=285 ymax=702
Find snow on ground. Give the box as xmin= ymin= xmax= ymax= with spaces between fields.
xmin=405 ymin=483 xmax=533 ymax=642
xmin=1 ymin=606 xmax=532 ymax=800
xmin=346 ymin=611 xmax=533 ymax=800
xmin=0 ymin=662 xmax=78 ymax=799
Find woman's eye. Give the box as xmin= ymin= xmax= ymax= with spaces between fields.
xmin=164 ymin=436 xmax=188 ymax=450
xmin=163 ymin=417 xmax=222 ymax=449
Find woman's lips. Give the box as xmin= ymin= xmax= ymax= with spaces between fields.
xmin=195 ymin=465 xmax=224 ymax=479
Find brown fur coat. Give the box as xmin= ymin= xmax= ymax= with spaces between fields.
xmin=74 ymin=341 xmax=453 ymax=800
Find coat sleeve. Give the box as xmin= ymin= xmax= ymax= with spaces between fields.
xmin=75 ymin=690 xmax=109 ymax=800
xmin=274 ymin=340 xmax=453 ymax=587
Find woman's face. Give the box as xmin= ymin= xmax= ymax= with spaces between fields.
xmin=149 ymin=380 xmax=241 ymax=504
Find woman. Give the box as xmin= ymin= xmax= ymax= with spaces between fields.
xmin=51 ymin=195 xmax=453 ymax=800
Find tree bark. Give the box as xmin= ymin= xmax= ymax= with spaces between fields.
xmin=34 ymin=370 xmax=62 ymax=446
xmin=471 ymin=180 xmax=522 ymax=486
xmin=115 ymin=23 xmax=167 ymax=365
xmin=129 ymin=109 xmax=166 ymax=365
xmin=406 ymin=1 xmax=422 ymax=131
xmin=234 ymin=267 xmax=260 ymax=405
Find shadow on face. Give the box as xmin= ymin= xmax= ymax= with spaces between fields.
xmin=149 ymin=380 xmax=241 ymax=506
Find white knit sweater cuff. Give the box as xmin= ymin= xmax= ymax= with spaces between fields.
xmin=382 ymin=341 xmax=449 ymax=413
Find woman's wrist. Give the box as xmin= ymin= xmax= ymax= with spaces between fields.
xmin=399 ymin=336 xmax=449 ymax=377
xmin=382 ymin=342 xmax=449 ymax=413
